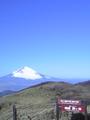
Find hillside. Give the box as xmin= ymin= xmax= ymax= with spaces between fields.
xmin=0 ymin=81 xmax=90 ymax=120
xmin=76 ymin=80 xmax=90 ymax=86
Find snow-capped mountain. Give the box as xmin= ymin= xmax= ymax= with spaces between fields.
xmin=0 ymin=66 xmax=88 ymax=93
xmin=0 ymin=66 xmax=57 ymax=92
xmin=12 ymin=66 xmax=43 ymax=80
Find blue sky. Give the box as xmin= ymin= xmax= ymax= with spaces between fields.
xmin=0 ymin=0 xmax=90 ymax=79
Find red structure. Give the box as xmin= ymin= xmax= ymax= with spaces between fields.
xmin=60 ymin=104 xmax=85 ymax=112
xmin=56 ymin=97 xmax=88 ymax=120
xmin=57 ymin=98 xmax=86 ymax=113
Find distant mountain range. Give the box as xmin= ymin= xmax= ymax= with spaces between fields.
xmin=0 ymin=66 xmax=90 ymax=92
xmin=0 ymin=90 xmax=16 ymax=96
xmin=0 ymin=66 xmax=63 ymax=92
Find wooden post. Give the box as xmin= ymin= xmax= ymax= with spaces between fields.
xmin=13 ymin=105 xmax=17 ymax=120
xmin=56 ymin=98 xmax=60 ymax=120
xmin=28 ymin=116 xmax=32 ymax=120
xmin=85 ymin=104 xmax=88 ymax=120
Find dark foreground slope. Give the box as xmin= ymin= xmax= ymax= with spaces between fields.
xmin=0 ymin=81 xmax=90 ymax=120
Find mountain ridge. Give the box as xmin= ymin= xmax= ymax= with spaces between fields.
xmin=0 ymin=66 xmax=90 ymax=92
xmin=0 ymin=66 xmax=63 ymax=92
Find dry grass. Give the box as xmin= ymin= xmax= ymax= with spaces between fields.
xmin=0 ymin=82 xmax=90 ymax=120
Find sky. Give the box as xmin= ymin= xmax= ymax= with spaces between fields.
xmin=0 ymin=0 xmax=90 ymax=79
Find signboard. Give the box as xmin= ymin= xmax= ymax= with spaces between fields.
xmin=56 ymin=98 xmax=88 ymax=120
xmin=57 ymin=98 xmax=86 ymax=113
xmin=60 ymin=104 xmax=85 ymax=112
xmin=58 ymin=99 xmax=81 ymax=105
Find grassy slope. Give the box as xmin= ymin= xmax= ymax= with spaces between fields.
xmin=0 ymin=81 xmax=90 ymax=120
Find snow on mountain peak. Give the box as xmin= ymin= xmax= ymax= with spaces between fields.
xmin=12 ymin=66 xmax=43 ymax=80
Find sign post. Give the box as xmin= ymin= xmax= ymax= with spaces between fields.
xmin=56 ymin=98 xmax=60 ymax=120
xmin=56 ymin=98 xmax=87 ymax=120
xmin=85 ymin=104 xmax=88 ymax=120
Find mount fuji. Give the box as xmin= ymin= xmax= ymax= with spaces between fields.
xmin=0 ymin=66 xmax=62 ymax=92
